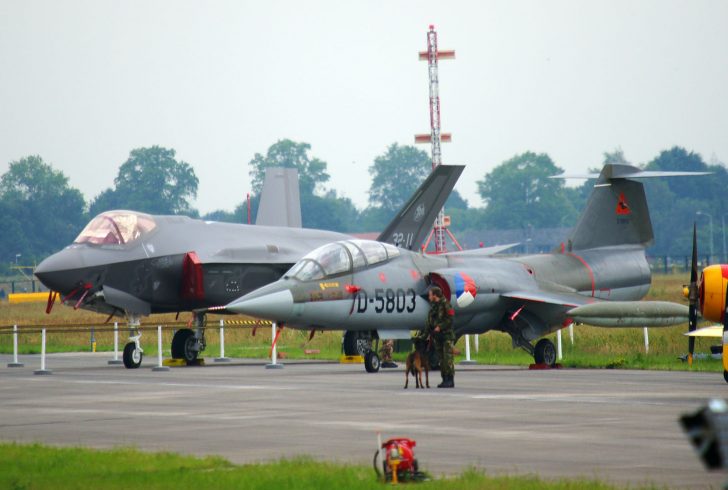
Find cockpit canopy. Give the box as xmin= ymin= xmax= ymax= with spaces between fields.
xmin=74 ymin=211 xmax=157 ymax=246
xmin=285 ymin=240 xmax=401 ymax=281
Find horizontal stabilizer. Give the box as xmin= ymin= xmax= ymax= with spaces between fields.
xmin=567 ymin=301 xmax=688 ymax=327
xmin=684 ymin=325 xmax=723 ymax=338
xmin=551 ymin=164 xmax=711 ymax=181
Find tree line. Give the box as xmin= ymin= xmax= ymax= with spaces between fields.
xmin=1 ymin=140 xmax=725 ymax=272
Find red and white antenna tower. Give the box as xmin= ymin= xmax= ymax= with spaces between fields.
xmin=415 ymin=25 xmax=461 ymax=253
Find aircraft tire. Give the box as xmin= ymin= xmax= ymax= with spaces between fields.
xmin=723 ymin=370 xmax=728 ymax=384
xmin=171 ymin=329 xmax=198 ymax=362
xmin=123 ymin=342 xmax=142 ymax=369
xmin=364 ymin=351 xmax=380 ymax=373
xmin=534 ymin=338 xmax=556 ymax=367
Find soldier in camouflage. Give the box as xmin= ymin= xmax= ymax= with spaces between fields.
xmin=424 ymin=286 xmax=455 ymax=388
xmin=379 ymin=339 xmax=397 ymax=368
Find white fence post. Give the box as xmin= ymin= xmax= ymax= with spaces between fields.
xmin=460 ymin=334 xmax=477 ymax=365
xmin=569 ymin=323 xmax=574 ymax=345
xmin=643 ymin=327 xmax=649 ymax=354
xmin=557 ymin=329 xmax=563 ymax=361
xmin=215 ymin=319 xmax=231 ymax=362
xmin=33 ymin=328 xmax=52 ymax=375
xmin=474 ymin=334 xmax=479 ymax=353
xmin=108 ymin=322 xmax=122 ymax=365
xmin=266 ymin=321 xmax=283 ymax=369
xmin=8 ymin=325 xmax=23 ymax=367
xmin=152 ymin=325 xmax=170 ymax=371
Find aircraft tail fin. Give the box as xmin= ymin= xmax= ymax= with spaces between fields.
xmin=555 ymin=164 xmax=709 ymax=251
xmin=377 ymin=165 xmax=465 ymax=250
xmin=256 ymin=168 xmax=302 ymax=228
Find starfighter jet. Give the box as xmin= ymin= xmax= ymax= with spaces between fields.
xmin=227 ymin=164 xmax=708 ymax=371
xmin=34 ymin=166 xmax=464 ymax=368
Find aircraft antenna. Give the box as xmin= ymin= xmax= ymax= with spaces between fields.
xmin=415 ymin=25 xmax=461 ymax=253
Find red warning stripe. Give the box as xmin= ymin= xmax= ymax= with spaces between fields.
xmin=566 ymin=253 xmax=595 ymax=297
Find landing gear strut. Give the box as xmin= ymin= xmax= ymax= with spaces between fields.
xmin=509 ymin=330 xmax=557 ymax=367
xmin=343 ymin=330 xmax=372 ymax=356
xmin=123 ymin=314 xmax=143 ymax=369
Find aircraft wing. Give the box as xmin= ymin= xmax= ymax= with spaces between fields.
xmin=377 ymin=165 xmax=465 ymax=251
xmin=685 ymin=325 xmax=723 ymax=338
xmin=445 ymin=243 xmax=520 ymax=257
xmin=501 ymin=290 xmax=597 ymax=308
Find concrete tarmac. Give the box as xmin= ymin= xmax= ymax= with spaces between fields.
xmin=0 ymin=352 xmax=725 ymax=488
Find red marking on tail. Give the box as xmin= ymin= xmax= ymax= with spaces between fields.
xmin=616 ymin=192 xmax=631 ymax=215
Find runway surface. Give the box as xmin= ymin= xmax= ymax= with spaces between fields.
xmin=0 ymin=352 xmax=725 ymax=488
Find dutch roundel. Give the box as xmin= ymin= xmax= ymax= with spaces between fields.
xmin=454 ymin=272 xmax=477 ymax=308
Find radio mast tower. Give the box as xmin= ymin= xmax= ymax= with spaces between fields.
xmin=415 ymin=25 xmax=461 ymax=253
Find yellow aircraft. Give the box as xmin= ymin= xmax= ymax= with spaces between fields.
xmin=683 ymin=224 xmax=728 ymax=382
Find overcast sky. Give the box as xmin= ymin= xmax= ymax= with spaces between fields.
xmin=1 ymin=0 xmax=726 ymax=214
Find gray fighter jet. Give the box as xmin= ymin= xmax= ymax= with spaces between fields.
xmin=34 ymin=166 xmax=464 ymax=368
xmin=227 ymin=163 xmax=706 ymax=372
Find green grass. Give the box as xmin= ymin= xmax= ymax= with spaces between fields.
xmin=0 ymin=443 xmax=651 ymax=490
xmin=0 ymin=273 xmax=721 ymax=372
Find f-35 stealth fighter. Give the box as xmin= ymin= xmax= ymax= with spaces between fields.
xmin=34 ymin=166 xmax=464 ymax=368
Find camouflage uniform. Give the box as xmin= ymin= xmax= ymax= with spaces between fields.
xmin=379 ymin=339 xmax=394 ymax=363
xmin=426 ymin=297 xmax=455 ymax=382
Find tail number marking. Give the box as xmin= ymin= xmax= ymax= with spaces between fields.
xmin=356 ymin=288 xmax=416 ymax=314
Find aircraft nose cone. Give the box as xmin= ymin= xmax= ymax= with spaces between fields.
xmin=226 ymin=289 xmax=295 ymax=321
xmin=34 ymin=250 xmax=85 ymax=293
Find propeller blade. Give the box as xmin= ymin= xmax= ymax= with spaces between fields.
xmin=688 ymin=223 xmax=698 ymax=366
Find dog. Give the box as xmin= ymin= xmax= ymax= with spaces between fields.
xmin=404 ymin=341 xmax=430 ymax=389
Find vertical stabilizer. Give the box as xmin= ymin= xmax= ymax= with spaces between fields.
xmin=568 ymin=176 xmax=653 ymax=251
xmin=377 ymin=165 xmax=464 ymax=250
xmin=554 ymin=163 xmax=710 ymax=251
xmin=256 ymin=168 xmax=302 ymax=228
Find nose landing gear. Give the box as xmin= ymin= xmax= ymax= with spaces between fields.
xmin=122 ymin=315 xmax=143 ymax=369
xmin=343 ymin=330 xmax=381 ymax=373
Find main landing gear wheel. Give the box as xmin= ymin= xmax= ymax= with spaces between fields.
xmin=123 ymin=342 xmax=142 ymax=369
xmin=723 ymin=370 xmax=728 ymax=384
xmin=343 ymin=331 xmax=372 ymax=356
xmin=534 ymin=338 xmax=557 ymax=367
xmin=365 ymin=351 xmax=380 ymax=373
xmin=171 ymin=328 xmax=198 ymax=363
